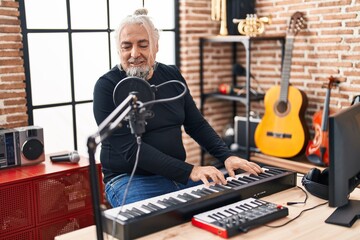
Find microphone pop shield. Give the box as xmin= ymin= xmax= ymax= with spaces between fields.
xmin=113 ymin=77 xmax=155 ymax=108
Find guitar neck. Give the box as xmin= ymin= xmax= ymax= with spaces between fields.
xmin=279 ymin=36 xmax=295 ymax=102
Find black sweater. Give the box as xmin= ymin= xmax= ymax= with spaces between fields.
xmin=93 ymin=63 xmax=232 ymax=184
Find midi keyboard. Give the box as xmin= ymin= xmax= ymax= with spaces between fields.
xmin=192 ymin=197 xmax=288 ymax=238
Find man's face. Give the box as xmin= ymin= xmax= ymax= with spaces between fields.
xmin=119 ymin=23 xmax=158 ymax=79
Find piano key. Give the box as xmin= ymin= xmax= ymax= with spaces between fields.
xmin=242 ymin=176 xmax=257 ymax=182
xmin=251 ymin=173 xmax=268 ymax=179
xmin=191 ymin=189 xmax=208 ymax=197
xmin=141 ymin=204 xmax=157 ymax=212
xmin=230 ymin=178 xmax=248 ymax=185
xmin=201 ymin=188 xmax=215 ymax=194
xmin=130 ymin=207 xmax=147 ymax=216
xmin=157 ymin=199 xmax=173 ymax=208
xmin=177 ymin=192 xmax=197 ymax=201
xmin=226 ymin=181 xmax=240 ymax=187
xmin=211 ymin=184 xmax=231 ymax=191
xmin=236 ymin=177 xmax=252 ymax=183
xmin=125 ymin=209 xmax=141 ymax=217
xmin=266 ymin=169 xmax=283 ymax=175
xmin=147 ymin=202 xmax=164 ymax=210
xmin=118 ymin=211 xmax=135 ymax=219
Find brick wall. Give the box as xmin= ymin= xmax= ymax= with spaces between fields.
xmin=179 ymin=0 xmax=360 ymax=165
xmin=0 ymin=0 xmax=26 ymax=129
xmin=1 ymin=0 xmax=359 ymax=164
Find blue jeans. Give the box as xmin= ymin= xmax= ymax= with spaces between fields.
xmin=105 ymin=174 xmax=201 ymax=207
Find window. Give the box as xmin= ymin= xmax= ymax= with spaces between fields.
xmin=19 ymin=0 xmax=179 ymax=157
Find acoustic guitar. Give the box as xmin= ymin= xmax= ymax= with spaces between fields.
xmin=306 ymin=76 xmax=339 ymax=166
xmin=254 ymin=12 xmax=309 ymax=158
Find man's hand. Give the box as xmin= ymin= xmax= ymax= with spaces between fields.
xmin=189 ymin=165 xmax=227 ymax=186
xmin=224 ymin=156 xmax=263 ymax=178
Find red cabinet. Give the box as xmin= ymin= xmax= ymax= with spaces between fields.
xmin=0 ymin=154 xmax=103 ymax=240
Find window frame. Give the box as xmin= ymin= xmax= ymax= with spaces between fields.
xmin=18 ymin=0 xmax=179 ymax=151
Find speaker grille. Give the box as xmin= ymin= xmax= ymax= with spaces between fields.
xmin=22 ymin=139 xmax=44 ymax=161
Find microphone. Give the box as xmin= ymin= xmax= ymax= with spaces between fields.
xmin=112 ymin=76 xmax=187 ymax=137
xmin=50 ymin=151 xmax=80 ymax=163
xmin=113 ymin=77 xmax=156 ymax=136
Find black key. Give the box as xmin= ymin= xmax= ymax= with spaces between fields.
xmin=202 ymin=188 xmax=215 ymax=194
xmin=141 ymin=204 xmax=156 ymax=212
xmin=259 ymin=172 xmax=272 ymax=177
xmin=210 ymin=184 xmax=228 ymax=191
xmin=192 ymin=189 xmax=207 ymax=197
xmin=125 ymin=209 xmax=141 ymax=217
xmin=232 ymin=178 xmax=247 ymax=185
xmin=243 ymin=176 xmax=258 ymax=181
xmin=226 ymin=181 xmax=240 ymax=187
xmin=118 ymin=211 xmax=134 ymax=219
xmin=249 ymin=174 xmax=263 ymax=180
xmin=239 ymin=177 xmax=254 ymax=183
xmin=167 ymin=197 xmax=182 ymax=204
xmin=157 ymin=199 xmax=172 ymax=207
xmin=147 ymin=202 xmax=162 ymax=211
xmin=178 ymin=193 xmax=196 ymax=201
xmin=266 ymin=169 xmax=282 ymax=175
xmin=130 ymin=207 xmax=146 ymax=215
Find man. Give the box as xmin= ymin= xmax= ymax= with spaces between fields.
xmin=93 ymin=8 xmax=262 ymax=207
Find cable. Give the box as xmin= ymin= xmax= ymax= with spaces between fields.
xmin=266 ymin=201 xmax=328 ymax=228
xmin=111 ymin=136 xmax=142 ymax=238
xmin=266 ymin=179 xmax=327 ymax=228
xmin=286 ymin=185 xmax=308 ymax=205
xmin=141 ymin=80 xmax=187 ymax=108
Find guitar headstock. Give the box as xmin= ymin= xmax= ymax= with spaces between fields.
xmin=327 ymin=76 xmax=341 ymax=89
xmin=287 ymin=11 xmax=306 ymax=36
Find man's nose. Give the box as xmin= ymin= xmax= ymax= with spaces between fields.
xmin=131 ymin=46 xmax=140 ymax=58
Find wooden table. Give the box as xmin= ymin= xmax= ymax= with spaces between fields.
xmin=55 ymin=175 xmax=360 ymax=240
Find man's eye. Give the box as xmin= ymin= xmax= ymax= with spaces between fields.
xmin=140 ymin=44 xmax=148 ymax=48
xmin=121 ymin=45 xmax=131 ymax=50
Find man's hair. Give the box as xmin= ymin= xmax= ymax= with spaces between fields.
xmin=115 ymin=8 xmax=159 ymax=60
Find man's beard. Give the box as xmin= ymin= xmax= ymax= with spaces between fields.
xmin=126 ymin=65 xmax=151 ymax=80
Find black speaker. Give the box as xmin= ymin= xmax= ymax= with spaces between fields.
xmin=233 ymin=116 xmax=260 ymax=152
xmin=227 ymin=0 xmax=256 ymax=35
xmin=14 ymin=126 xmax=45 ymax=166
xmin=302 ymin=168 xmax=329 ymax=200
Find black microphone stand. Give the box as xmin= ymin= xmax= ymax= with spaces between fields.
xmin=87 ymin=93 xmax=139 ymax=240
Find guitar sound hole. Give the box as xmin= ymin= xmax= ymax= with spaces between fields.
xmin=276 ymin=101 xmax=288 ymax=115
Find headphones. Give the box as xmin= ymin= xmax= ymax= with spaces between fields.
xmin=301 ymin=168 xmax=329 ymax=200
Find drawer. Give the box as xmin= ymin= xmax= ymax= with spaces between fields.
xmin=37 ymin=212 xmax=94 ymax=240
xmin=0 ymin=182 xmax=35 ymax=236
xmin=34 ymin=168 xmax=93 ymax=224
